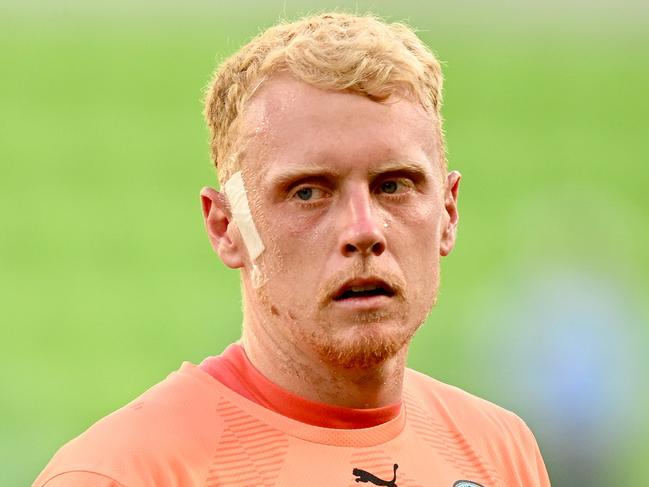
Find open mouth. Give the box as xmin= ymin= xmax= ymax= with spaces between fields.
xmin=333 ymin=280 xmax=395 ymax=301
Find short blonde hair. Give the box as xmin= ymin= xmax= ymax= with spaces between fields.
xmin=204 ymin=12 xmax=445 ymax=184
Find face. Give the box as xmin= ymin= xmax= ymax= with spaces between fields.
xmin=204 ymin=75 xmax=460 ymax=369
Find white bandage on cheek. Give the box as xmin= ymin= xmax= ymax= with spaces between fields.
xmin=223 ymin=170 xmax=266 ymax=263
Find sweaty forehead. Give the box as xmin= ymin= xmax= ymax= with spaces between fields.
xmin=237 ymin=74 xmax=440 ymax=176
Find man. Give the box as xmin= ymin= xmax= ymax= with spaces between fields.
xmin=34 ymin=12 xmax=551 ymax=487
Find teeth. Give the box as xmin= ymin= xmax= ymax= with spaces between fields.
xmin=350 ymin=285 xmax=378 ymax=292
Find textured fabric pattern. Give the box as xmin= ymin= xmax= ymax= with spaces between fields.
xmin=33 ymin=361 xmax=551 ymax=487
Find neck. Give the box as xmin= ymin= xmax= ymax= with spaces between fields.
xmin=241 ymin=316 xmax=407 ymax=409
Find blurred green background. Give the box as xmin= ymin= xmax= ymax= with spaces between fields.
xmin=1 ymin=1 xmax=648 ymax=485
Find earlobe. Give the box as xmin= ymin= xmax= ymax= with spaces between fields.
xmin=440 ymin=171 xmax=461 ymax=257
xmin=200 ymin=187 xmax=245 ymax=269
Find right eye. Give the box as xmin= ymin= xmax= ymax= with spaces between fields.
xmin=292 ymin=186 xmax=327 ymax=202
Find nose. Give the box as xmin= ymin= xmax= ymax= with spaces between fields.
xmin=338 ymin=188 xmax=387 ymax=258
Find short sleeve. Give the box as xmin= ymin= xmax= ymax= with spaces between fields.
xmin=38 ymin=471 xmax=125 ymax=487
xmin=512 ymin=415 xmax=552 ymax=486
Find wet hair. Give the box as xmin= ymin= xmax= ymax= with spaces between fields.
xmin=204 ymin=12 xmax=445 ymax=184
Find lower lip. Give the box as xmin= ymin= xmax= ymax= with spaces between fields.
xmin=332 ymin=294 xmax=393 ymax=310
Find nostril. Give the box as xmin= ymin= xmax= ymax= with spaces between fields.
xmin=340 ymin=222 xmax=387 ymax=257
xmin=371 ymin=241 xmax=386 ymax=256
xmin=342 ymin=240 xmax=385 ymax=257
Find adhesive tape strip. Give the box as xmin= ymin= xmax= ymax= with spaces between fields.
xmin=223 ymin=171 xmax=265 ymax=261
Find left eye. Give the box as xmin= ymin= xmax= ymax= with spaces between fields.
xmin=380 ymin=181 xmax=399 ymax=194
xmin=380 ymin=179 xmax=413 ymax=195
xmin=296 ymin=188 xmax=314 ymax=200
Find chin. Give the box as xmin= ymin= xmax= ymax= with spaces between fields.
xmin=314 ymin=319 xmax=419 ymax=370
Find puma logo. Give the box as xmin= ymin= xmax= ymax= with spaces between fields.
xmin=352 ymin=463 xmax=398 ymax=487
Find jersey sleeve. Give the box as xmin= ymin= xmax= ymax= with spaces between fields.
xmin=38 ymin=471 xmax=124 ymax=487
xmin=509 ymin=414 xmax=552 ymax=486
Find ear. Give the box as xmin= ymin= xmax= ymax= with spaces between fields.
xmin=440 ymin=170 xmax=461 ymax=257
xmin=200 ymin=187 xmax=244 ymax=269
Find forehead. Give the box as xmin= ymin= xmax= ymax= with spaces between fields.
xmin=237 ymin=74 xmax=440 ymax=180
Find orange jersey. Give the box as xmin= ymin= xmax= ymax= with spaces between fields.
xmin=34 ymin=360 xmax=550 ymax=486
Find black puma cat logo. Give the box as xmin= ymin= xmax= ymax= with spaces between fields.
xmin=352 ymin=463 xmax=398 ymax=487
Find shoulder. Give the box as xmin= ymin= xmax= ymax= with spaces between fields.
xmin=404 ymin=367 xmax=529 ymax=435
xmin=33 ymin=363 xmax=226 ymax=487
xmin=404 ymin=368 xmax=551 ymax=485
xmin=36 ymin=471 xmax=125 ymax=487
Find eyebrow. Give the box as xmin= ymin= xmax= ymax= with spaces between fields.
xmin=265 ymin=160 xmax=431 ymax=188
xmin=265 ymin=165 xmax=342 ymax=188
xmin=367 ymin=160 xmax=431 ymax=179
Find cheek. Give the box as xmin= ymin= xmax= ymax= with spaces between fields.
xmin=389 ymin=205 xmax=442 ymax=286
xmin=267 ymin=208 xmax=331 ymax=263
xmin=256 ymin=221 xmax=322 ymax=294
xmin=391 ymin=200 xmax=443 ymax=247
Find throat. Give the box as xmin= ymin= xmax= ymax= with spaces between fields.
xmin=202 ymin=342 xmax=403 ymax=427
xmin=247 ymin=332 xmax=407 ymax=409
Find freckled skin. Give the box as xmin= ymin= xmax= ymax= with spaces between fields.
xmin=201 ymin=74 xmax=460 ymax=408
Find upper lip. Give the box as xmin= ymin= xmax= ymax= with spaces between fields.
xmin=333 ymin=277 xmax=396 ymax=300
